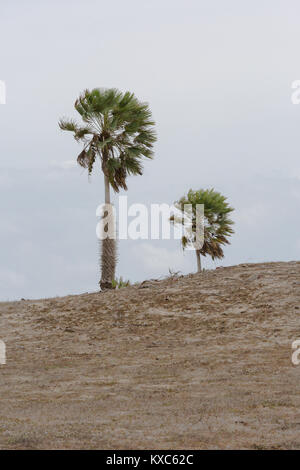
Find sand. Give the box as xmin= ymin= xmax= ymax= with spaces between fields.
xmin=0 ymin=261 xmax=299 ymax=449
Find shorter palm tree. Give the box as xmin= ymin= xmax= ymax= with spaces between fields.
xmin=171 ymin=188 xmax=234 ymax=272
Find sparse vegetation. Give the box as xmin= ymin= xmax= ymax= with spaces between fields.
xmin=0 ymin=261 xmax=299 ymax=449
xmin=112 ymin=276 xmax=131 ymax=289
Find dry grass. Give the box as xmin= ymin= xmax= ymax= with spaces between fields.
xmin=0 ymin=261 xmax=299 ymax=449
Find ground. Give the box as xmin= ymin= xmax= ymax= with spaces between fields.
xmin=0 ymin=261 xmax=299 ymax=449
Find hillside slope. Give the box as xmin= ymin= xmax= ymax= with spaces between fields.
xmin=0 ymin=261 xmax=299 ymax=449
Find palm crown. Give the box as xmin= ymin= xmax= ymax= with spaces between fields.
xmin=172 ymin=188 xmax=234 ymax=260
xmin=59 ymin=88 xmax=156 ymax=191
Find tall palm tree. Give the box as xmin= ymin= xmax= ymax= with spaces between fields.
xmin=171 ymin=188 xmax=234 ymax=272
xmin=59 ymin=88 xmax=156 ymax=289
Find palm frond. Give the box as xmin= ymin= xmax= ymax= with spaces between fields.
xmin=171 ymin=188 xmax=234 ymax=261
xmin=59 ymin=87 xmax=156 ymax=191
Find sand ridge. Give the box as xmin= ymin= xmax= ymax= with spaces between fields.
xmin=0 ymin=261 xmax=299 ymax=449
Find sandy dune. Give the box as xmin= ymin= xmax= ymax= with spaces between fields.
xmin=0 ymin=261 xmax=299 ymax=449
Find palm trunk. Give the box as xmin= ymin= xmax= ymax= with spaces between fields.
xmin=196 ymin=249 xmax=201 ymax=273
xmin=104 ymin=172 xmax=110 ymax=205
xmin=99 ymin=174 xmax=116 ymax=290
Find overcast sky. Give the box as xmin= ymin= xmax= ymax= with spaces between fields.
xmin=1 ymin=0 xmax=300 ymax=300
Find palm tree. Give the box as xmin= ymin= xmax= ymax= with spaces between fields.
xmin=59 ymin=88 xmax=156 ymax=289
xmin=171 ymin=189 xmax=234 ymax=272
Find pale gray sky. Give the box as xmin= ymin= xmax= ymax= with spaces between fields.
xmin=1 ymin=0 xmax=300 ymax=299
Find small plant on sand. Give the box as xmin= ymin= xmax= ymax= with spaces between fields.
xmin=166 ymin=268 xmax=181 ymax=280
xmin=59 ymin=88 xmax=156 ymax=290
xmin=112 ymin=277 xmax=131 ymax=289
xmin=170 ymin=188 xmax=234 ymax=272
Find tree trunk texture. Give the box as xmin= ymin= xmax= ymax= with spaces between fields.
xmin=196 ymin=249 xmax=201 ymax=273
xmin=99 ymin=174 xmax=117 ymax=290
